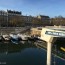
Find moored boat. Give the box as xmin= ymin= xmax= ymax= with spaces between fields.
xmin=2 ymin=34 xmax=10 ymax=41
xmin=10 ymin=33 xmax=19 ymax=44
xmin=17 ymin=34 xmax=29 ymax=41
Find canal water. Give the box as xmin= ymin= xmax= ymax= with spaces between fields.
xmin=0 ymin=41 xmax=65 ymax=65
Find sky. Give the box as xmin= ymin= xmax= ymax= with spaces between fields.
xmin=0 ymin=0 xmax=65 ymax=17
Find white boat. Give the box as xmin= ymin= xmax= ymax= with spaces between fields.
xmin=10 ymin=33 xmax=19 ymax=44
xmin=17 ymin=34 xmax=30 ymax=41
xmin=10 ymin=34 xmax=18 ymax=39
xmin=2 ymin=34 xmax=10 ymax=41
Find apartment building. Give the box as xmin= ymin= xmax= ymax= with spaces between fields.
xmin=0 ymin=10 xmax=50 ymax=27
xmin=37 ymin=15 xmax=50 ymax=26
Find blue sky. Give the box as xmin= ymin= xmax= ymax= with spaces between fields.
xmin=0 ymin=0 xmax=65 ymax=17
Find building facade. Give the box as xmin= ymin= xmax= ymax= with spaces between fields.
xmin=0 ymin=10 xmax=7 ymax=26
xmin=37 ymin=15 xmax=50 ymax=26
xmin=0 ymin=10 xmax=50 ymax=27
xmin=0 ymin=10 xmax=22 ymax=27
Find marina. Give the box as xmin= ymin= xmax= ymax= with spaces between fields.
xmin=0 ymin=26 xmax=65 ymax=65
xmin=0 ymin=0 xmax=65 ymax=65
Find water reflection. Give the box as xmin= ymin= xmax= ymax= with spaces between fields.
xmin=0 ymin=41 xmax=46 ymax=65
xmin=0 ymin=40 xmax=65 ymax=65
xmin=0 ymin=41 xmax=36 ymax=54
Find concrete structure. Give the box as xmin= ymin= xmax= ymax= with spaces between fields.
xmin=0 ymin=27 xmax=30 ymax=35
xmin=30 ymin=27 xmax=42 ymax=37
xmin=31 ymin=26 xmax=65 ymax=65
xmin=40 ymin=26 xmax=65 ymax=65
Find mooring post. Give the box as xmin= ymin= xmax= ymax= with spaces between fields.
xmin=47 ymin=42 xmax=52 ymax=65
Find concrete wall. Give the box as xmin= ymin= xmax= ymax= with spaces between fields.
xmin=30 ymin=27 xmax=42 ymax=37
xmin=0 ymin=27 xmax=30 ymax=35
